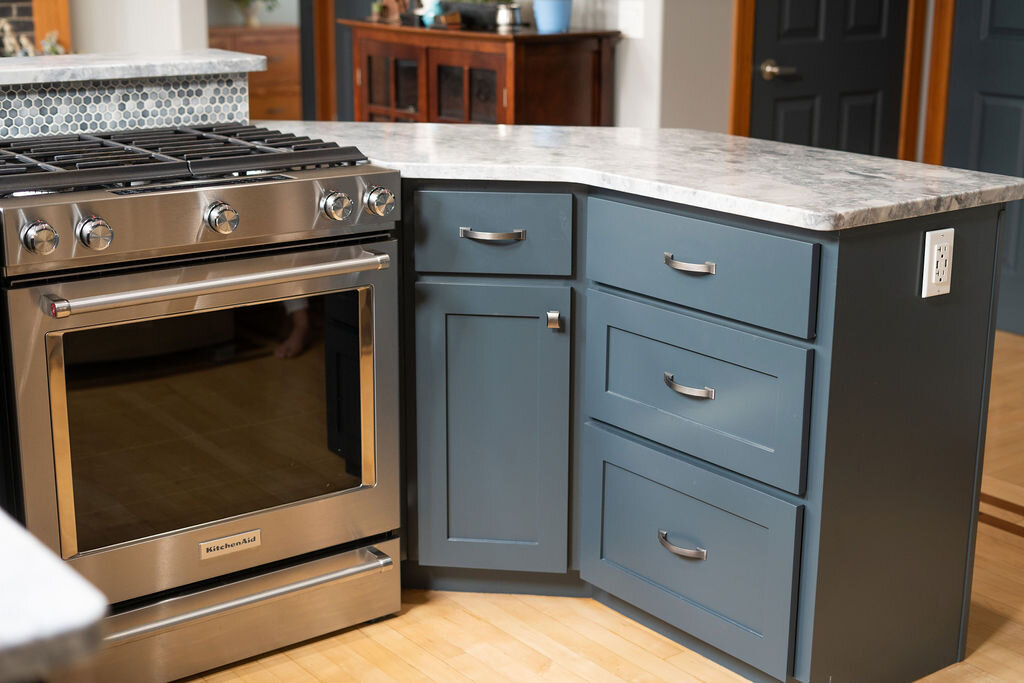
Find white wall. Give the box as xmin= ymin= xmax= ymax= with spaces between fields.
xmin=612 ymin=0 xmax=666 ymax=127
xmin=567 ymin=0 xmax=733 ymax=130
xmin=70 ymin=0 xmax=208 ymax=53
xmin=659 ymin=0 xmax=733 ymax=132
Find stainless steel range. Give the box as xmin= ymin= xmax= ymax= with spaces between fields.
xmin=0 ymin=125 xmax=401 ymax=681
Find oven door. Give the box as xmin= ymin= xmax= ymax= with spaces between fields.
xmin=6 ymin=241 xmax=398 ymax=604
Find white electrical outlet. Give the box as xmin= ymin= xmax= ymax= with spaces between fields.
xmin=922 ymin=228 xmax=955 ymax=298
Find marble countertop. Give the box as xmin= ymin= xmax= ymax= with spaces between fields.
xmin=0 ymin=49 xmax=266 ymax=86
xmin=0 ymin=510 xmax=106 ymax=681
xmin=270 ymin=122 xmax=1024 ymax=231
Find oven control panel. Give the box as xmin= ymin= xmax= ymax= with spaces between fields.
xmin=0 ymin=165 xmax=400 ymax=276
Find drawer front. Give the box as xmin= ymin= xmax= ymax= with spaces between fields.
xmin=580 ymin=423 xmax=801 ymax=681
xmin=238 ymin=32 xmax=301 ymax=88
xmin=586 ymin=290 xmax=811 ymax=493
xmin=587 ymin=197 xmax=820 ymax=338
xmin=414 ymin=190 xmax=572 ymax=275
xmin=250 ymin=87 xmax=302 ymax=120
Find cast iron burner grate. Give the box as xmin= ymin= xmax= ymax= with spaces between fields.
xmin=0 ymin=124 xmax=366 ymax=196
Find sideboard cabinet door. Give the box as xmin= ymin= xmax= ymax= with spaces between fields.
xmin=415 ymin=281 xmax=571 ymax=572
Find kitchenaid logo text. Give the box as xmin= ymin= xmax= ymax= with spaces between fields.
xmin=199 ymin=529 xmax=262 ymax=559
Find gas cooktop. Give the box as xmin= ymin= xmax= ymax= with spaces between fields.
xmin=0 ymin=124 xmax=367 ymax=196
xmin=0 ymin=124 xmax=397 ymax=278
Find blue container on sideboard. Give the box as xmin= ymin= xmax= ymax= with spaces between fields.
xmin=534 ymin=0 xmax=572 ymax=34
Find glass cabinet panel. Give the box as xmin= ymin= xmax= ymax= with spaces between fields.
xmin=469 ymin=68 xmax=498 ymax=123
xmin=368 ymin=54 xmax=391 ymax=107
xmin=395 ymin=59 xmax=419 ymax=113
xmin=437 ymin=65 xmax=464 ymax=119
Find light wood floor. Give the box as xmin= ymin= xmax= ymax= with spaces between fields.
xmin=191 ymin=332 xmax=1024 ymax=682
xmin=982 ymin=331 xmax=1024 ymax=512
xmin=191 ymin=521 xmax=1024 ymax=682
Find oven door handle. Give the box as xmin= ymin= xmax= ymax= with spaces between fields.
xmin=43 ymin=251 xmax=391 ymax=319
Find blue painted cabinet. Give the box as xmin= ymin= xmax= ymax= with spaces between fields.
xmin=415 ymin=280 xmax=571 ymax=572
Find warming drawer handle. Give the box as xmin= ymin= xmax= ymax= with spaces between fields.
xmin=43 ymin=251 xmax=390 ymax=319
xmin=658 ymin=530 xmax=707 ymax=561
xmin=663 ymin=372 xmax=716 ymax=400
xmin=104 ymin=546 xmax=394 ymax=645
xmin=664 ymin=252 xmax=716 ymax=275
xmin=459 ymin=226 xmax=527 ymax=242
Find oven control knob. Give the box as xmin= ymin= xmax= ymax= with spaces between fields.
xmin=20 ymin=220 xmax=59 ymax=255
xmin=205 ymin=201 xmax=240 ymax=235
xmin=321 ymin=191 xmax=354 ymax=221
xmin=76 ymin=216 xmax=114 ymax=251
xmin=364 ymin=186 xmax=396 ymax=217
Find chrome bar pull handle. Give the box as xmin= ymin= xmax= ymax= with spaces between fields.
xmin=658 ymin=530 xmax=707 ymax=561
xmin=105 ymin=546 xmax=394 ymax=645
xmin=43 ymin=251 xmax=390 ymax=319
xmin=459 ymin=226 xmax=527 ymax=242
xmin=664 ymin=252 xmax=715 ymax=275
xmin=664 ymin=372 xmax=715 ymax=400
xmin=546 ymin=310 xmax=561 ymax=330
xmin=760 ymin=58 xmax=798 ymax=81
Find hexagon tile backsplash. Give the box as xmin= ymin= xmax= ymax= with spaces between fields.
xmin=0 ymin=73 xmax=249 ymax=138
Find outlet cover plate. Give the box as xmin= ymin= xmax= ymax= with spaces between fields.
xmin=922 ymin=228 xmax=955 ymax=298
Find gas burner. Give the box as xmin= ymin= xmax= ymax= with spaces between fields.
xmin=0 ymin=124 xmax=367 ymax=197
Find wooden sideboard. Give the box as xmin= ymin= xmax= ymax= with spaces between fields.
xmin=209 ymin=25 xmax=301 ymax=121
xmin=339 ymin=20 xmax=619 ymax=125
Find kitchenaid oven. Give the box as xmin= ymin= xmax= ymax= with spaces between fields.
xmin=0 ymin=125 xmax=402 ymax=680
xmin=6 ymin=239 xmax=399 ymax=603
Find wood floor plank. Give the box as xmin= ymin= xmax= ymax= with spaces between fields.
xmin=665 ymin=650 xmax=749 ymax=683
xmin=442 ymin=591 xmax=627 ymax=683
xmin=552 ymin=589 xmax=684 ymax=660
xmin=358 ymin=619 xmax=473 ymax=682
xmin=517 ymin=593 xmax=704 ymax=682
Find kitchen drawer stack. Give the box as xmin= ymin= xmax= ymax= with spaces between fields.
xmin=209 ymin=26 xmax=301 ymax=120
xmin=580 ymin=197 xmax=821 ymax=681
xmin=409 ymin=184 xmax=1001 ymax=682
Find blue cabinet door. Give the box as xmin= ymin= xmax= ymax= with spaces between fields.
xmin=415 ymin=281 xmax=571 ymax=572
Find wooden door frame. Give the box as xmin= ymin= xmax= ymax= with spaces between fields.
xmin=922 ymin=0 xmax=957 ymax=164
xmin=312 ymin=0 xmax=338 ymax=121
xmin=31 ymin=0 xmax=70 ymax=52
xmin=729 ymin=0 xmax=930 ymax=162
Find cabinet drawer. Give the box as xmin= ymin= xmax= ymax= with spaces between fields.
xmin=414 ymin=190 xmax=572 ymax=275
xmin=249 ymin=87 xmax=302 ymax=120
xmin=585 ymin=290 xmax=811 ymax=493
xmin=587 ymin=197 xmax=819 ymax=338
xmin=237 ymin=32 xmax=301 ymax=89
xmin=580 ymin=422 xmax=801 ymax=681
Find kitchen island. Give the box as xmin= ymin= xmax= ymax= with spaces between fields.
xmin=272 ymin=121 xmax=1024 ymax=683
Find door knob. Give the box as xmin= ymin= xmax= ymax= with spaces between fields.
xmin=760 ymin=59 xmax=798 ymax=81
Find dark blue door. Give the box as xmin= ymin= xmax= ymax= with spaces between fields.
xmin=414 ymin=281 xmax=571 ymax=572
xmin=750 ymin=0 xmax=908 ymax=156
xmin=944 ymin=0 xmax=1024 ymax=333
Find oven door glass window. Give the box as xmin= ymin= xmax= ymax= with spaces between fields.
xmin=56 ymin=290 xmax=373 ymax=553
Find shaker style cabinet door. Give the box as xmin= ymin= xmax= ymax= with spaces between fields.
xmin=415 ymin=281 xmax=570 ymax=572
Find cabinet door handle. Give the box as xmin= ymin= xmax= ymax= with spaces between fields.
xmin=459 ymin=227 xmax=527 ymax=242
xmin=658 ymin=530 xmax=707 ymax=560
xmin=546 ymin=310 xmax=561 ymax=330
xmin=663 ymin=372 xmax=715 ymax=400
xmin=664 ymin=252 xmax=716 ymax=275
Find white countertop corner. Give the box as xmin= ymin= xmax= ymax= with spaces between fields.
xmin=0 ymin=511 xmax=107 ymax=682
xmin=267 ymin=121 xmax=1024 ymax=231
xmin=0 ymin=49 xmax=267 ymax=86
